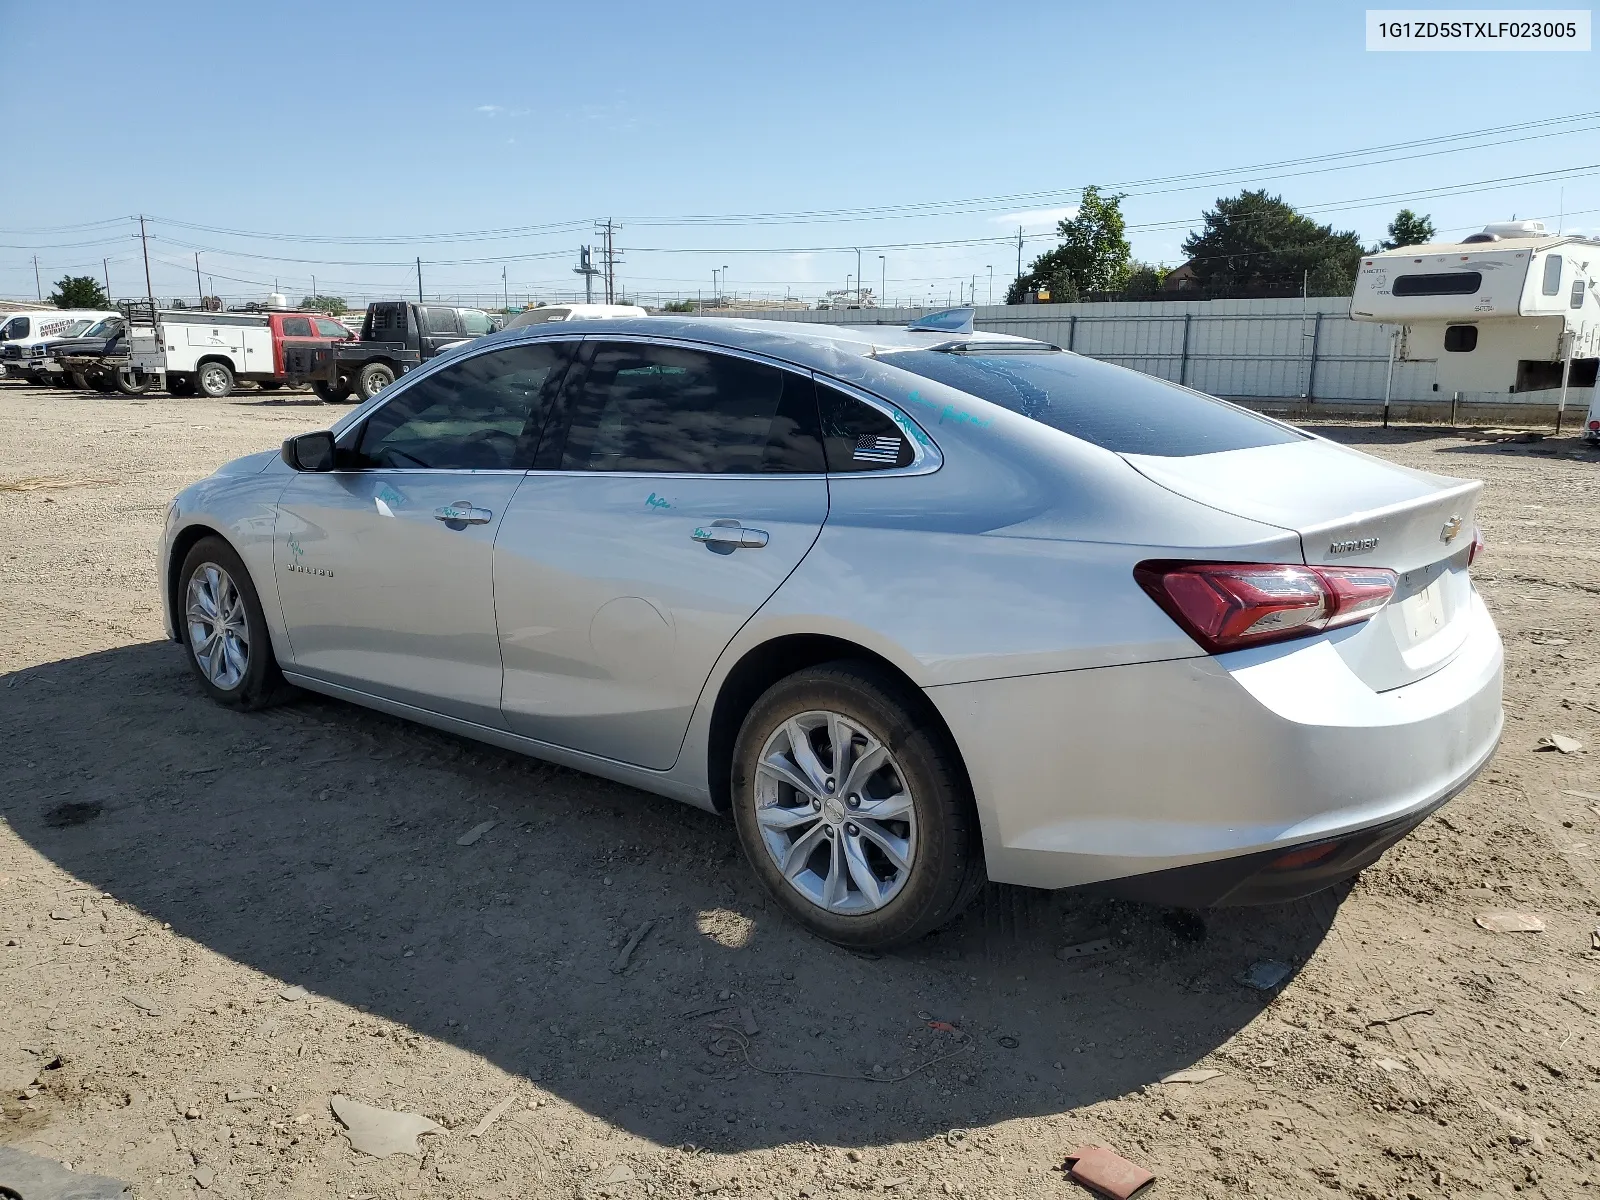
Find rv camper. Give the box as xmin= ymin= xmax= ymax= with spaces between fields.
xmin=1351 ymin=221 xmax=1599 ymax=438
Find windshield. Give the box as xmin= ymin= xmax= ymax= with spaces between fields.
xmin=54 ymin=320 xmax=94 ymax=338
xmin=882 ymin=348 xmax=1305 ymax=458
xmin=79 ymin=317 xmax=121 ymax=338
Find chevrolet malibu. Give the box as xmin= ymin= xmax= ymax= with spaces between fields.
xmin=161 ymin=314 xmax=1503 ymax=949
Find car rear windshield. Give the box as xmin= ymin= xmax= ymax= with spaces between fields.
xmin=883 ymin=348 xmax=1304 ymax=457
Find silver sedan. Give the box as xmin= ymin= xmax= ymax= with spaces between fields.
xmin=160 ymin=314 xmax=1503 ymax=949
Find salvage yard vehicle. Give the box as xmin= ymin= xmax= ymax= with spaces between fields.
xmin=160 ymin=313 xmax=1504 ymax=950
xmin=1 ymin=309 xmax=117 ymax=382
xmin=123 ymin=305 xmax=351 ymax=397
xmin=45 ymin=314 xmax=131 ymax=390
xmin=281 ymin=301 xmax=496 ymax=402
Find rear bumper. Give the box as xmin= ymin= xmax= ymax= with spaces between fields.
xmin=926 ymin=589 xmax=1504 ymax=897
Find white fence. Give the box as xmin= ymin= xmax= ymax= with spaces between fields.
xmin=712 ymin=296 xmax=1592 ymax=412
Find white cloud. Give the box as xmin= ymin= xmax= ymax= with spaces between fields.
xmin=993 ymin=206 xmax=1077 ymax=233
xmin=475 ymin=104 xmax=504 ymax=116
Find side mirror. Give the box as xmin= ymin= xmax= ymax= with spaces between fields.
xmin=282 ymin=430 xmax=336 ymax=471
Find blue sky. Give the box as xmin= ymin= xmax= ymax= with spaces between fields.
xmin=1 ymin=0 xmax=1594 ymax=306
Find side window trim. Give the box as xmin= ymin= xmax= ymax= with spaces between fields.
xmin=529 ymin=334 xmax=832 ymax=478
xmin=809 ymin=373 xmax=943 ymax=477
xmin=330 ymin=337 xmax=579 ymax=473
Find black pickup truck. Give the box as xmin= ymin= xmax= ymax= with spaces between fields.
xmin=282 ymin=301 xmax=495 ymax=402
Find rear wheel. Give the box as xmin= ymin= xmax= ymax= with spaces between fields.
xmin=177 ymin=536 xmax=291 ymax=710
xmin=730 ymin=661 xmax=985 ymax=950
xmin=114 ymin=367 xmax=152 ymax=395
xmin=356 ymin=362 xmax=394 ymax=401
xmin=311 ymin=378 xmax=353 ymax=403
xmin=258 ymin=380 xmax=283 ymax=392
xmin=196 ymin=361 xmax=235 ymax=398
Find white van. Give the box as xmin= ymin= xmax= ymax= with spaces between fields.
xmin=0 ymin=310 xmax=118 ymax=381
xmin=504 ymin=303 xmax=648 ymax=330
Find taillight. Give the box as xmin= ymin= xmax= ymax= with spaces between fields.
xmin=1468 ymin=527 xmax=1485 ymax=566
xmin=1134 ymin=561 xmax=1398 ymax=654
xmin=1589 ymin=419 xmax=1599 ymax=431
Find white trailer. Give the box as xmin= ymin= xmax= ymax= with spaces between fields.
xmin=126 ymin=306 xmax=275 ymax=397
xmin=1351 ymin=221 xmax=1599 ymax=436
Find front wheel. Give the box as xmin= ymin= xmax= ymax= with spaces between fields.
xmin=177 ymin=536 xmax=291 ymax=709
xmin=356 ymin=362 xmax=394 ymax=401
xmin=730 ymin=661 xmax=985 ymax=951
xmin=196 ymin=361 xmax=235 ymax=398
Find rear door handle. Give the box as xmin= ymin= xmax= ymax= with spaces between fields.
xmin=691 ymin=519 xmax=769 ymax=551
xmin=434 ymin=502 xmax=493 ymax=526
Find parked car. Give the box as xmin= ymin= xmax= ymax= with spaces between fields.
xmin=121 ymin=306 xmax=352 ymax=397
xmin=281 ymin=301 xmax=497 ymax=402
xmin=1 ymin=310 xmax=117 ymax=381
xmin=505 ymin=303 xmax=649 ymax=329
xmin=159 ymin=314 xmax=1503 ymax=950
xmin=46 ymin=315 xmax=131 ymax=390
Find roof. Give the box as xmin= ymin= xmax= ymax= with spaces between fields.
xmin=497 ymin=314 xmax=1050 ymax=374
xmin=1371 ymin=232 xmax=1600 ymax=257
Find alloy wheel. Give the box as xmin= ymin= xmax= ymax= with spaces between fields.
xmin=753 ymin=710 xmax=917 ymax=914
xmin=186 ymin=562 xmax=249 ymax=690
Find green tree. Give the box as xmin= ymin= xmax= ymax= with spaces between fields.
xmin=298 ymin=294 xmax=348 ymax=316
xmin=1382 ymin=209 xmax=1436 ymax=250
xmin=50 ymin=275 xmax=110 ymax=308
xmin=660 ymin=299 xmax=696 ymax=312
xmin=1181 ymin=190 xmax=1364 ymax=296
xmin=1005 ymin=186 xmax=1132 ymax=303
xmin=1122 ymin=261 xmax=1169 ymax=299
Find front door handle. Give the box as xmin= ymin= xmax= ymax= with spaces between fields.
xmin=434 ymin=502 xmax=493 ymax=526
xmin=691 ymin=519 xmax=769 ymax=552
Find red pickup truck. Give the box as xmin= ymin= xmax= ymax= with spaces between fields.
xmin=266 ymin=312 xmax=353 ymax=396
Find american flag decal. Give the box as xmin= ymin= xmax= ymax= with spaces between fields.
xmin=853 ymin=435 xmax=901 ymax=464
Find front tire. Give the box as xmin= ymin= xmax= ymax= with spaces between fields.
xmin=177 ymin=536 xmax=291 ymax=710
xmin=356 ymin=362 xmax=394 ymax=401
xmin=196 ymin=361 xmax=235 ymax=398
xmin=730 ymin=661 xmax=985 ymax=951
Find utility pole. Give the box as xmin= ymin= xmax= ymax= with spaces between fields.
xmin=1015 ymin=225 xmax=1024 ymax=291
xmin=32 ymin=255 xmax=41 ymax=301
xmin=596 ymin=219 xmax=621 ymax=304
xmin=311 ymin=274 xmax=317 ymax=304
xmin=573 ymin=245 xmax=599 ymax=303
xmin=102 ymin=258 xmax=111 ymax=301
xmin=416 ymin=257 xmax=424 ymax=304
xmin=195 ymin=254 xmax=204 ymax=307
xmin=987 ymin=265 xmax=993 ymax=306
xmin=139 ymin=214 xmax=154 ymax=306
xmin=854 ymin=247 xmax=862 ymax=303
xmin=878 ymin=255 xmax=886 ymax=307
xmin=970 ymin=274 xmax=976 ymax=307
xmin=502 ymin=265 xmax=509 ymax=310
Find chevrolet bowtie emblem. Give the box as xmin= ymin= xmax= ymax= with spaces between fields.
xmin=1440 ymin=514 xmax=1464 ymax=543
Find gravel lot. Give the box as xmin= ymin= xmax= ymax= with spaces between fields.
xmin=2 ymin=380 xmax=1599 ymax=1200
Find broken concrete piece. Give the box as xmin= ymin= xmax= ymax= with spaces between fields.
xmin=584 ymin=1162 xmax=637 ymax=1198
xmin=1475 ymin=910 xmax=1545 ymax=933
xmin=192 ymin=1163 xmax=216 ymax=1189
xmin=610 ymin=919 xmax=655 ymax=974
xmin=225 ymin=1088 xmax=261 ymax=1103
xmin=278 ymin=984 xmax=309 ymax=1002
xmin=1536 ymin=733 xmax=1583 ymax=753
xmin=1158 ymin=1067 xmax=1223 ymax=1084
xmin=123 ymin=993 xmax=161 ymax=1016
xmin=468 ymin=1093 xmax=516 ymax=1139
xmin=1374 ymin=1057 xmax=1410 ymax=1073
xmin=1064 ymin=1145 xmax=1156 ymax=1199
xmin=330 ymin=1094 xmax=445 ymax=1158
xmin=0 ymin=1145 xmax=131 ymax=1198
xmin=456 ymin=820 xmax=498 ymax=846
xmin=1237 ymin=960 xmax=1292 ymax=990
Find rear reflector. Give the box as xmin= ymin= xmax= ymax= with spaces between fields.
xmin=1468 ymin=526 xmax=1486 ymax=566
xmin=1134 ymin=561 xmax=1398 ymax=654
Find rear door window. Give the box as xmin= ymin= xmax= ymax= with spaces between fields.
xmin=884 ymin=348 xmax=1304 ymax=457
xmin=280 ymin=316 xmax=314 ymax=337
xmin=816 ymin=384 xmax=915 ymax=472
xmin=424 ymin=307 xmax=462 ymax=336
xmin=553 ymin=341 xmax=823 ymax=474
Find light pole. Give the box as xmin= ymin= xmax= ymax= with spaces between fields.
xmin=722 ymin=265 xmax=729 ymax=307
xmin=987 ymin=265 xmax=993 ymax=306
xmin=854 ymin=247 xmax=862 ymax=303
xmin=878 ymin=255 xmax=885 ymax=307
xmin=712 ymin=268 xmax=720 ymax=302
xmin=846 ymin=274 xmax=853 ymax=305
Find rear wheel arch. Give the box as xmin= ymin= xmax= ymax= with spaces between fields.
xmin=705 ymin=634 xmax=970 ymax=815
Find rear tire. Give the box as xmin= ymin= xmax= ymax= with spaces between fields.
xmin=67 ymin=370 xmax=89 ymax=389
xmin=356 ymin=362 xmax=394 ymax=401
xmin=311 ymin=378 xmax=352 ymax=403
xmin=258 ymin=380 xmax=283 ymax=392
xmin=730 ymin=661 xmax=985 ymax=951
xmin=114 ymin=368 xmax=152 ymax=395
xmin=196 ymin=361 xmax=235 ymax=398
xmin=177 ymin=536 xmax=292 ymax=710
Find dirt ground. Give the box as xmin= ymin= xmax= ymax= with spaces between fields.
xmin=2 ymin=380 xmax=1599 ymax=1200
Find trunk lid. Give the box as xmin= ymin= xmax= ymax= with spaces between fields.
xmin=1122 ymin=437 xmax=1482 ymax=691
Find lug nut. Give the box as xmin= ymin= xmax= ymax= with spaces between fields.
xmin=811 ymin=798 xmax=822 ymax=811
xmin=846 ymin=794 xmax=860 ymax=808
xmin=824 ymin=778 xmax=835 ymax=793
xmin=845 ymin=822 xmax=858 ymax=836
